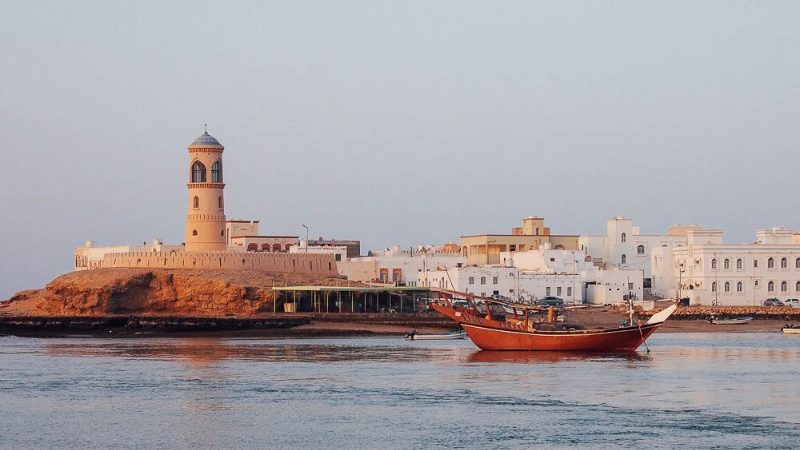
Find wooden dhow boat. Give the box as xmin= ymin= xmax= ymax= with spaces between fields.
xmin=431 ymin=296 xmax=677 ymax=352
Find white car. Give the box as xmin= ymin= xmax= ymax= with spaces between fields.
xmin=784 ymin=298 xmax=800 ymax=308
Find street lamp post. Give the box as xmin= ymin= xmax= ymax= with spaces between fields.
xmin=301 ymin=224 xmax=309 ymax=253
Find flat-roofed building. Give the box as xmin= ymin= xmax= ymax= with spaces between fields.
xmin=460 ymin=216 xmax=579 ymax=266
xmin=651 ymin=227 xmax=800 ymax=306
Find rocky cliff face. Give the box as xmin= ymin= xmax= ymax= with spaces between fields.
xmin=1 ymin=268 xmax=347 ymax=317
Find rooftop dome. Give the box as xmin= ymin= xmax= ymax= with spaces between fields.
xmin=189 ymin=131 xmax=223 ymax=149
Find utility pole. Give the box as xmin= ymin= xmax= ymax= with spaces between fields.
xmin=301 ymin=224 xmax=309 ymax=253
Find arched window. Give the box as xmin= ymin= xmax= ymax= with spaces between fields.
xmin=192 ymin=229 xmax=198 ymax=236
xmin=621 ymin=254 xmax=626 ymax=264
xmin=711 ymin=282 xmax=717 ymax=292
xmin=218 ymin=195 xmax=223 ymax=209
xmin=272 ymin=243 xmax=282 ymax=252
xmin=768 ymin=258 xmax=775 ymax=269
xmin=211 ymin=161 xmax=222 ymax=183
xmin=193 ymin=196 xmax=199 ymax=208
xmin=621 ymin=233 xmax=627 ymax=243
xmin=711 ymin=259 xmax=717 ymax=269
xmin=637 ymin=245 xmax=645 ymax=255
xmin=781 ymin=281 xmax=788 ymax=292
xmin=191 ymin=161 xmax=206 ymax=182
xmin=723 ymin=259 xmax=730 ymax=269
xmin=261 ymin=243 xmax=270 ymax=252
xmin=754 ymin=259 xmax=759 ymax=268
xmin=736 ymin=259 xmax=742 ymax=269
xmin=247 ymin=243 xmax=258 ymax=252
xmin=768 ymin=281 xmax=775 ymax=292
xmin=796 ymin=258 xmax=800 ymax=269
xmin=724 ymin=282 xmax=730 ymax=292
xmin=781 ymin=257 xmax=788 ymax=269
xmin=796 ymin=281 xmax=800 ymax=292
xmin=736 ymin=282 xmax=743 ymax=292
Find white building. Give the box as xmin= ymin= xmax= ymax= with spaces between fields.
xmin=289 ymin=241 xmax=348 ymax=262
xmin=338 ymin=245 xmax=465 ymax=286
xmin=419 ymin=247 xmax=643 ymax=305
xmin=579 ymin=217 xmax=699 ymax=293
xmin=651 ymin=227 xmax=800 ymax=306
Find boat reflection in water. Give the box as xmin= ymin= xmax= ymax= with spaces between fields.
xmin=467 ymin=350 xmax=651 ymax=364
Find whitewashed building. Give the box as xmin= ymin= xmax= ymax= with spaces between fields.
xmin=338 ymin=245 xmax=465 ymax=286
xmin=651 ymin=227 xmax=800 ymax=306
xmin=579 ymin=217 xmax=699 ymax=293
xmin=419 ymin=247 xmax=643 ymax=305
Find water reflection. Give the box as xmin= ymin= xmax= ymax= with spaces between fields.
xmin=43 ymin=339 xmax=467 ymax=364
xmin=467 ymin=350 xmax=652 ymax=364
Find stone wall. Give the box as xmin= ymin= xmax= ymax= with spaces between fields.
xmin=100 ymin=251 xmax=338 ymax=276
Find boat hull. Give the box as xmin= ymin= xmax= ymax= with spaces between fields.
xmin=460 ymin=321 xmax=660 ymax=351
xmin=432 ymin=303 xmax=664 ymax=352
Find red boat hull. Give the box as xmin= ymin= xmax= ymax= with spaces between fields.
xmin=432 ymin=303 xmax=662 ymax=352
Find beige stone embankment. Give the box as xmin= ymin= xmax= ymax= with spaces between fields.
xmin=0 ymin=268 xmax=349 ymax=317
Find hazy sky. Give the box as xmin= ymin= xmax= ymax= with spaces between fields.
xmin=2 ymin=1 xmax=799 ymax=299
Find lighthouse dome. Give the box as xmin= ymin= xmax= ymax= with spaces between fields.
xmin=189 ymin=131 xmax=223 ymax=149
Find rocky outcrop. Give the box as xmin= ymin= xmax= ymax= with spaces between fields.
xmin=1 ymin=268 xmax=348 ymax=317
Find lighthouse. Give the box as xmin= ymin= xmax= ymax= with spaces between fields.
xmin=184 ymin=129 xmax=226 ymax=252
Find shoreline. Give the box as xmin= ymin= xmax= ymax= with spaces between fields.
xmin=0 ymin=313 xmax=795 ymax=338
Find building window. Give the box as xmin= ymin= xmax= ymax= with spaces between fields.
xmin=781 ymin=281 xmax=788 ymax=292
xmin=218 ymin=196 xmax=223 ymax=209
xmin=211 ymin=161 xmax=222 ymax=182
xmin=546 ymin=287 xmax=551 ymax=296
xmin=796 ymin=281 xmax=800 ymax=291
xmin=192 ymin=229 xmax=198 ymax=236
xmin=781 ymin=257 xmax=788 ymax=269
xmin=711 ymin=259 xmax=717 ymax=269
xmin=754 ymin=259 xmax=758 ymax=268
xmin=468 ymin=277 xmax=474 ymax=285
xmin=621 ymin=233 xmax=627 ymax=243
xmin=556 ymin=287 xmax=562 ymax=296
xmin=712 ymin=282 xmax=717 ymax=292
xmin=796 ymin=258 xmax=800 ymax=269
xmin=724 ymin=259 xmax=730 ymax=269
xmin=637 ymin=245 xmax=645 ymax=255
xmin=567 ymin=287 xmax=572 ymax=297
xmin=768 ymin=281 xmax=775 ymax=292
xmin=755 ymin=280 xmax=760 ymax=287
xmin=621 ymin=254 xmax=626 ymax=264
xmin=193 ymin=196 xmax=199 ymax=208
xmin=492 ymin=276 xmax=498 ymax=285
xmin=480 ymin=277 xmax=486 ymax=285
xmin=191 ymin=161 xmax=206 ymax=182
xmin=768 ymin=258 xmax=775 ymax=269
xmin=724 ymin=282 xmax=730 ymax=292
xmin=736 ymin=259 xmax=743 ymax=270
xmin=736 ymin=282 xmax=743 ymax=292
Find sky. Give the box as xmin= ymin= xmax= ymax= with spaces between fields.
xmin=2 ymin=1 xmax=799 ymax=299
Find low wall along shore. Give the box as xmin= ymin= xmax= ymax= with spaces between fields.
xmin=100 ymin=251 xmax=338 ymax=276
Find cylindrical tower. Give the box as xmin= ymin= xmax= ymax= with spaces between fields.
xmin=184 ymin=130 xmax=226 ymax=252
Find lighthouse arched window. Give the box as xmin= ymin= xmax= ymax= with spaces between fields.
xmin=211 ymin=161 xmax=222 ymax=183
xmin=192 ymin=161 xmax=206 ymax=182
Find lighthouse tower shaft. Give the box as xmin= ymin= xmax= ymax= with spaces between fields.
xmin=184 ymin=131 xmax=226 ymax=252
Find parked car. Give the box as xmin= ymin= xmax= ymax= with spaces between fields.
xmin=763 ymin=298 xmax=784 ymax=307
xmin=538 ymin=296 xmax=564 ymax=307
xmin=784 ymin=298 xmax=800 ymax=308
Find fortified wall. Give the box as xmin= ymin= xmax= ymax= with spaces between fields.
xmin=100 ymin=251 xmax=339 ymax=277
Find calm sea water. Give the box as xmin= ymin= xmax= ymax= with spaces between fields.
xmin=0 ymin=333 xmax=798 ymax=449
